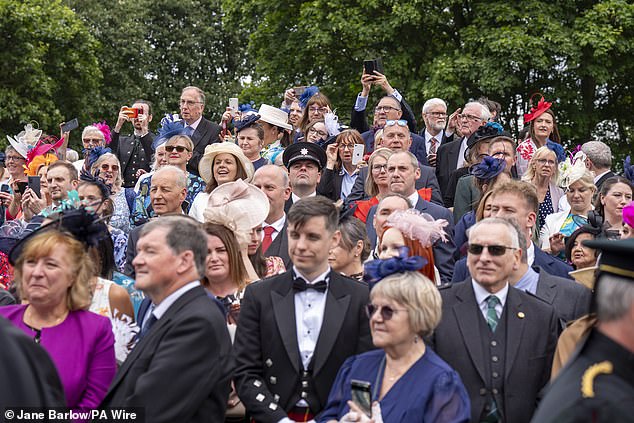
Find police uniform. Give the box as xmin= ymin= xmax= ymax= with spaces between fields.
xmin=531 ymin=238 xmax=634 ymax=422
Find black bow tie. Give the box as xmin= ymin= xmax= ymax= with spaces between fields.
xmin=293 ymin=278 xmax=328 ymax=293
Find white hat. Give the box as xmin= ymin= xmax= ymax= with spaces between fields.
xmin=198 ymin=142 xmax=254 ymax=186
xmin=6 ymin=123 xmax=42 ymax=158
xmin=257 ymin=104 xmax=292 ymax=131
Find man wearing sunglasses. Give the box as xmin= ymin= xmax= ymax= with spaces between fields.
xmin=431 ymin=217 xmax=558 ymax=423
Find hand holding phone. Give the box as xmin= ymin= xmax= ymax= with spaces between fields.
xmin=229 ymin=98 xmax=239 ymax=114
xmin=61 ymin=118 xmax=79 ymax=133
xmin=352 ymin=144 xmax=365 ymax=165
xmin=350 ymin=380 xmax=372 ymax=418
xmin=28 ymin=176 xmax=41 ymax=199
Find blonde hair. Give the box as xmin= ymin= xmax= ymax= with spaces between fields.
xmin=370 ymin=271 xmax=442 ymax=338
xmin=92 ymin=153 xmax=123 ymax=191
xmin=521 ymin=146 xmax=559 ymax=184
xmin=14 ymin=231 xmax=95 ymax=310
xmin=166 ymin=134 xmax=194 ymax=152
xmin=365 ymin=148 xmax=393 ymax=197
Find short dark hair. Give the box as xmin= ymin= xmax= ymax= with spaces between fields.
xmin=288 ymin=196 xmax=339 ymax=233
xmin=133 ymin=99 xmax=153 ymax=115
xmin=47 ymin=160 xmax=78 ymax=182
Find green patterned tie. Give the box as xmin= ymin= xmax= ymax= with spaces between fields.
xmin=486 ymin=295 xmax=500 ymax=332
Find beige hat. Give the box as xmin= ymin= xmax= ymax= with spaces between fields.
xmin=203 ymin=179 xmax=270 ymax=247
xmin=257 ymin=104 xmax=292 ymax=131
xmin=198 ymin=141 xmax=254 ymax=185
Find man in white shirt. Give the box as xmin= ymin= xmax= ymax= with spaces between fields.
xmin=420 ymin=98 xmax=449 ymax=167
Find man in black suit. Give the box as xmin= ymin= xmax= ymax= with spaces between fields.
xmin=253 ymin=164 xmax=292 ymax=267
xmin=452 ymin=180 xmax=574 ymax=281
xmin=111 ymin=100 xmax=155 ymax=188
xmin=431 ymin=218 xmax=558 ymax=423
xmin=101 ymin=215 xmax=233 ymax=422
xmin=581 ymin=140 xmax=615 ymax=193
xmin=436 ymin=101 xmax=489 ymax=198
xmin=179 ymin=86 xmax=221 ymax=176
xmin=234 ymin=196 xmax=372 ymax=422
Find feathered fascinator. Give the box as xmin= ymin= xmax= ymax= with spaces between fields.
xmin=235 ymin=114 xmax=261 ymax=132
xmin=80 ymin=169 xmax=112 ymax=199
xmin=85 ymin=146 xmax=112 ymax=169
xmin=9 ymin=201 xmax=110 ymax=264
xmin=557 ymin=149 xmax=587 ymax=189
xmin=0 ymin=220 xmax=36 ymax=256
xmin=92 ymin=121 xmax=112 ymax=145
xmin=152 ymin=114 xmax=185 ymax=149
xmin=385 ymin=209 xmax=448 ymax=248
xmin=469 ymin=155 xmax=506 ymax=181
xmin=364 ymin=246 xmax=427 ymax=288
xmin=299 ymin=86 xmax=319 ymax=109
xmin=623 ymin=156 xmax=634 ymax=184
xmin=24 ymin=135 xmax=64 ymax=176
xmin=203 ymin=180 xmax=270 ymax=247
xmin=546 ymin=140 xmax=566 ymax=163
xmin=239 ymin=102 xmax=258 ymax=115
xmin=6 ymin=123 xmax=43 ymax=158
xmin=338 ymin=203 xmax=357 ymax=225
xmin=622 ymin=201 xmax=634 ymax=228
xmin=523 ymin=93 xmax=553 ymax=124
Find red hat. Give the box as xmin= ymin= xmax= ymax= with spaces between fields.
xmin=523 ymin=93 xmax=552 ymax=124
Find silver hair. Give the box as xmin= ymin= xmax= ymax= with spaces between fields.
xmin=596 ymin=273 xmax=634 ymax=322
xmin=467 ymin=217 xmax=520 ymax=249
xmin=581 ymin=141 xmax=612 ymax=169
xmin=81 ymin=125 xmax=105 ymax=142
xmin=91 ymin=153 xmax=123 ymax=191
xmin=182 ymin=86 xmax=206 ymax=104
xmin=465 ymin=101 xmax=492 ymax=122
xmin=153 ymin=165 xmax=188 ymax=189
xmin=422 ymin=98 xmax=447 ymax=114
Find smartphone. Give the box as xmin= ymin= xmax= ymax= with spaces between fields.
xmin=122 ymin=107 xmax=143 ymax=119
xmin=363 ymin=58 xmax=384 ymax=75
xmin=352 ymin=144 xmax=365 ymax=165
xmin=16 ymin=182 xmax=28 ymax=195
xmin=293 ymin=86 xmax=308 ymax=97
xmin=61 ymin=118 xmax=79 ymax=133
xmin=229 ymin=98 xmax=239 ymax=113
xmin=0 ymin=184 xmax=10 ymax=194
xmin=350 ymin=380 xmax=372 ymax=417
xmin=28 ymin=176 xmax=41 ymax=199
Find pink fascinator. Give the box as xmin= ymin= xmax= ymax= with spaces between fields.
xmin=203 ymin=179 xmax=269 ymax=246
xmin=385 ymin=209 xmax=448 ymax=247
xmin=92 ymin=121 xmax=112 ymax=144
xmin=623 ymin=202 xmax=634 ymax=228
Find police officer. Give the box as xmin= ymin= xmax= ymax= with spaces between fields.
xmin=532 ymin=238 xmax=634 ymax=422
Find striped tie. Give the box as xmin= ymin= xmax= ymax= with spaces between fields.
xmin=486 ymin=295 xmax=500 ymax=332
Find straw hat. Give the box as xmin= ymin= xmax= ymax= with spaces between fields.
xmin=257 ymin=104 xmax=292 ymax=131
xmin=198 ymin=142 xmax=254 ymax=185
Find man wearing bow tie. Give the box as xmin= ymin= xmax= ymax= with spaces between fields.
xmin=234 ymin=196 xmax=372 ymax=423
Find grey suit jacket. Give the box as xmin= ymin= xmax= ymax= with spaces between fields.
xmin=430 ymin=281 xmax=558 ymax=423
xmin=534 ymin=266 xmax=592 ymax=328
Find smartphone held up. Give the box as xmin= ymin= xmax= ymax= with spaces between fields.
xmin=122 ymin=107 xmax=144 ymax=119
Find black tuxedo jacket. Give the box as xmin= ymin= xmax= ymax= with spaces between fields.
xmin=435 ymin=136 xmax=463 ymax=198
xmin=430 ymin=281 xmax=558 ymax=423
xmin=186 ymin=117 xmax=221 ymax=176
xmin=317 ymin=168 xmax=344 ymax=201
xmin=101 ymin=286 xmax=233 ymax=423
xmin=264 ymin=219 xmax=292 ymax=268
xmin=595 ymin=170 xmax=615 ymax=192
xmin=110 ymin=131 xmax=155 ymax=186
xmin=234 ymin=270 xmax=372 ymax=423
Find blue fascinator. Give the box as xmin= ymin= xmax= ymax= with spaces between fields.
xmin=299 ymin=86 xmax=319 ymax=109
xmin=469 ymin=155 xmax=506 ymax=180
xmin=624 ymin=156 xmax=634 ymax=184
xmin=85 ymin=146 xmax=112 ymax=169
xmin=235 ymin=114 xmax=261 ymax=132
xmin=364 ymin=247 xmax=427 ymax=289
xmin=239 ymin=102 xmax=258 ymax=115
xmin=546 ymin=139 xmax=566 ymax=163
xmin=152 ymin=114 xmax=186 ymax=149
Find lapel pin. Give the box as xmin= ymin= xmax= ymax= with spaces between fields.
xmin=517 ymin=312 xmax=525 ymax=319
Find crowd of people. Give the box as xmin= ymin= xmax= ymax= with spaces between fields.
xmin=0 ymin=72 xmax=633 ymax=423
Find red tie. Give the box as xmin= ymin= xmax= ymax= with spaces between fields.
xmin=262 ymin=226 xmax=276 ymax=253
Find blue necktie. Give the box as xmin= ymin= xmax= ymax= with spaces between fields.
xmin=138 ymin=308 xmax=157 ymax=340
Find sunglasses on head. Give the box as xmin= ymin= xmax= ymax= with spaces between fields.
xmin=366 ymin=303 xmax=407 ymax=321
xmin=467 ymin=243 xmax=517 ymax=256
xmin=385 ymin=120 xmax=408 ymax=127
xmin=165 ymin=145 xmax=190 ymax=153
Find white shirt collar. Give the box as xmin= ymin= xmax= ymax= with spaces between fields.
xmin=424 ymin=129 xmax=442 ymax=142
xmin=186 ymin=116 xmax=203 ymax=131
xmin=471 ymin=278 xmax=509 ymax=308
xmin=593 ymin=170 xmax=610 ymax=184
xmin=292 ymin=191 xmax=316 ymax=203
xmin=527 ymin=241 xmax=536 ymax=267
xmin=266 ymin=213 xmax=286 ymax=232
xmin=152 ymin=280 xmax=200 ymax=319
xmin=293 ymin=266 xmax=331 ymax=284
xmin=407 ymin=191 xmax=420 ymax=207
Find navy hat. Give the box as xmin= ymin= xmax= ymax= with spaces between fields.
xmin=466 ymin=122 xmax=513 ymax=155
xmin=583 ymin=238 xmax=634 ymax=280
xmin=283 ymin=142 xmax=327 ymax=170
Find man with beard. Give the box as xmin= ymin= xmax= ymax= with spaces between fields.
xmin=419 ymin=98 xmax=449 ymax=167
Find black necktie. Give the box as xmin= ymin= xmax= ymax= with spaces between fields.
xmin=293 ymin=277 xmax=328 ymax=293
xmin=138 ymin=311 xmax=157 ymax=340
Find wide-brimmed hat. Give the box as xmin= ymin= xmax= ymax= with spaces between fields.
xmin=203 ymin=179 xmax=270 ymax=247
xmin=6 ymin=123 xmax=42 ymax=158
xmin=257 ymin=104 xmax=292 ymax=131
xmin=198 ymin=142 xmax=254 ymax=185
xmin=465 ymin=122 xmax=513 ymax=158
xmin=282 ymin=141 xmax=327 ymax=170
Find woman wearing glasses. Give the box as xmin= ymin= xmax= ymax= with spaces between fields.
xmin=319 ymin=130 xmax=364 ymax=201
xmin=320 ymin=267 xmax=470 ymax=423
xmin=298 ymin=92 xmax=332 ymax=135
xmin=521 ymin=146 xmax=565 ymax=231
xmin=90 ymin=153 xmax=135 ymax=235
xmin=539 ymin=153 xmax=596 ymax=257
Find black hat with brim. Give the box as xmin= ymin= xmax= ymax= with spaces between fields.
xmin=283 ymin=141 xmax=327 ymax=170
xmin=583 ymin=238 xmax=634 ymax=280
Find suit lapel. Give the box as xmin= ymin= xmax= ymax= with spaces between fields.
xmin=271 ymin=275 xmax=301 ymax=374
xmin=366 ymin=206 xmax=377 ymax=250
xmin=312 ymin=274 xmax=350 ymax=376
xmin=534 ymin=267 xmax=556 ymax=305
xmin=191 ymin=119 xmax=209 ymax=150
xmin=504 ymin=287 xmax=526 ymax=380
xmin=453 ymin=282 xmax=488 ymax=383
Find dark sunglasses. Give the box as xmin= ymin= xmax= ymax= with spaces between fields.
xmin=165 ymin=145 xmax=190 ymax=153
xmin=467 ymin=243 xmax=517 ymax=256
xmin=366 ymin=303 xmax=407 ymax=321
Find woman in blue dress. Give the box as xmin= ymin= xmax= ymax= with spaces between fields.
xmin=320 ymin=266 xmax=470 ymax=423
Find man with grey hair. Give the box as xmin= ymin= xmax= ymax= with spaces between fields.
xmin=101 ymin=215 xmax=233 ymax=422
xmin=179 ymin=86 xmax=221 ymax=176
xmin=431 ymin=217 xmax=558 ymax=423
xmin=419 ymin=98 xmax=449 ymax=167
xmin=532 ymin=238 xmax=634 ymax=422
xmin=124 ymin=165 xmax=188 ymax=276
xmin=581 ymin=140 xmax=614 ymax=192
xmin=436 ymin=101 xmax=491 ymax=197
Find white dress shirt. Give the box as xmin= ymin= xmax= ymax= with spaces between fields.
xmin=472 ymin=279 xmax=509 ymax=321
xmin=142 ymin=280 xmax=201 ymax=327
xmin=456 ymin=136 xmax=469 ymax=169
xmin=291 ymin=191 xmax=316 ymax=204
xmin=265 ymin=214 xmax=286 ymax=243
xmin=424 ymin=129 xmax=443 ymax=154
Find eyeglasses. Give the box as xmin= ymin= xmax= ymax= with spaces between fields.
xmin=426 ymin=112 xmax=447 ymax=118
xmin=308 ymin=128 xmax=328 ymax=137
xmin=308 ymin=106 xmax=327 ymax=113
xmin=165 ymin=145 xmax=190 ymax=153
xmin=83 ymin=138 xmax=103 ymax=146
xmin=467 ymin=243 xmax=518 ymax=256
xmin=366 ymin=303 xmax=407 ymax=321
xmin=536 ymin=158 xmax=556 ymax=166
xmin=179 ymin=99 xmax=203 ymax=107
xmin=372 ymin=163 xmax=388 ymax=172
xmin=385 ymin=120 xmax=408 ymax=127
xmin=100 ymin=164 xmax=119 ymax=172
xmin=375 ymin=105 xmax=401 ymax=113
xmin=5 ymin=155 xmax=24 ymax=162
xmin=338 ymin=143 xmax=356 ymax=150
xmin=458 ymin=114 xmax=483 ymax=122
